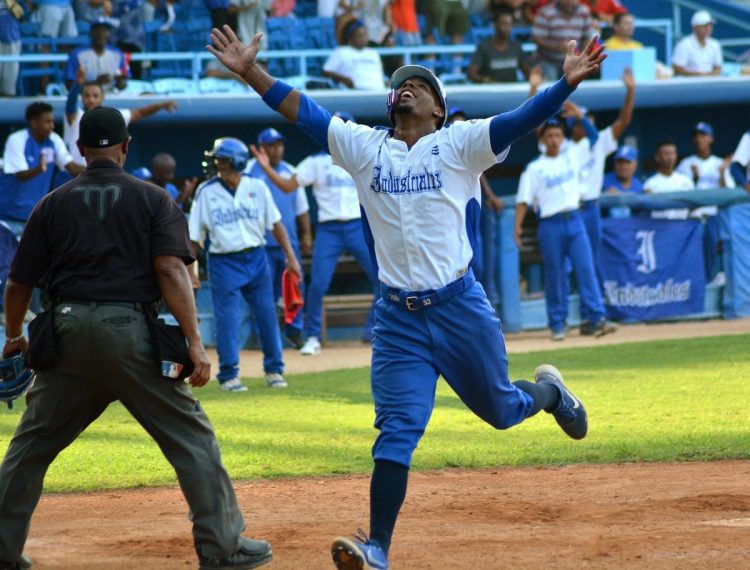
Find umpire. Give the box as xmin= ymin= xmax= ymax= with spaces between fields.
xmin=0 ymin=108 xmax=272 ymax=570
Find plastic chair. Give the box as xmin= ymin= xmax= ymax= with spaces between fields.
xmin=198 ymin=77 xmax=249 ymax=94
xmin=152 ymin=77 xmax=197 ymax=94
xmin=119 ymin=79 xmax=156 ymax=95
xmin=45 ymin=82 xmax=67 ymax=96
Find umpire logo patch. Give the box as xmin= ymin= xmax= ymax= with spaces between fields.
xmin=72 ymin=184 xmax=123 ymax=221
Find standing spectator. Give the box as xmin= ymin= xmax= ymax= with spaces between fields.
xmin=515 ymin=119 xmax=615 ymax=341
xmin=323 ymin=17 xmax=385 ymax=89
xmin=676 ymin=121 xmax=734 ymax=283
xmin=579 ymin=0 xmax=626 ymax=25
xmin=0 ymin=102 xmax=83 ymax=239
xmin=730 ymin=130 xmax=750 ymax=191
xmin=423 ymin=0 xmax=469 ymax=47
xmin=245 ymin=127 xmax=310 ymax=348
xmin=672 ymin=10 xmax=722 ymax=77
xmin=228 ymin=0 xmax=270 ymax=45
xmin=532 ymin=0 xmax=595 ymax=80
xmin=37 ymin=0 xmax=78 ymax=39
xmin=111 ymin=0 xmax=146 ymax=79
xmin=488 ymin=0 xmax=530 ymax=24
xmin=468 ymin=7 xmax=528 ymax=83
xmin=75 ymin=0 xmax=112 ymax=23
xmin=64 ymin=70 xmax=177 ymax=167
xmin=204 ymin=0 xmax=236 ymax=33
xmin=605 ymin=12 xmax=643 ymax=50
xmin=363 ymin=0 xmax=391 ymax=45
xmin=644 ymin=139 xmax=695 ymax=219
xmin=190 ymin=137 xmax=299 ymax=390
xmin=0 ymin=0 xmax=21 ymax=97
xmin=391 ymin=0 xmax=419 ymax=45
xmin=151 ymin=152 xmax=199 ymax=208
xmin=64 ymin=17 xmax=129 ymax=91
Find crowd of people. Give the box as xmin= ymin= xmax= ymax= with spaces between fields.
xmin=0 ymin=0 xmax=746 ymax=96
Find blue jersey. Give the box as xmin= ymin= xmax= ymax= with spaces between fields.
xmin=0 ymin=3 xmax=20 ymax=43
xmin=245 ymin=159 xmax=308 ymax=247
xmin=602 ymin=172 xmax=643 ymax=194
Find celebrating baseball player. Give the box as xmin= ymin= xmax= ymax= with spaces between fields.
xmin=208 ymin=25 xmax=604 ymax=570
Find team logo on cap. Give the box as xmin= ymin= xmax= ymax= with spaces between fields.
xmin=100 ymin=139 xmax=108 ymax=145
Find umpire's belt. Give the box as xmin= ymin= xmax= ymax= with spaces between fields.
xmin=380 ymin=271 xmax=475 ymax=311
xmin=55 ymin=299 xmax=152 ymax=311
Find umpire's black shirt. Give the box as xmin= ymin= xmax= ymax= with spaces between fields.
xmin=9 ymin=160 xmax=194 ymax=302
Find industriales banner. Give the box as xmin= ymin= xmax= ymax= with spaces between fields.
xmin=600 ymin=217 xmax=705 ymax=320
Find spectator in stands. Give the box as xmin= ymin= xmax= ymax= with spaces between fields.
xmin=605 ymin=13 xmax=643 ymax=50
xmin=579 ymin=0 xmax=626 ymax=25
xmin=151 ymin=151 xmax=199 ymax=209
xmin=204 ymin=0 xmax=236 ymax=33
xmin=672 ymin=10 xmax=722 ymax=77
xmin=270 ymin=0 xmax=294 ymax=17
xmin=468 ymin=7 xmax=528 ymax=83
xmin=229 ymin=0 xmax=270 ymax=45
xmin=488 ymin=0 xmax=529 ymax=24
xmin=323 ymin=17 xmax=385 ymax=89
xmin=391 ymin=0 xmax=419 ymax=45
xmin=64 ymin=68 xmax=176 ymax=167
xmin=379 ymin=29 xmax=402 ymax=77
xmin=644 ymin=139 xmax=695 ymax=219
xmin=318 ymin=0 xmax=336 ymax=17
xmin=424 ymin=0 xmax=470 ymax=53
xmin=730 ymin=130 xmax=750 ymax=191
xmin=112 ymin=0 xmax=146 ymax=79
xmin=531 ymin=0 xmax=595 ymax=80
xmin=0 ymin=103 xmax=83 ymax=240
xmin=75 ymin=0 xmax=112 ymax=23
xmin=0 ymin=0 xmax=21 ymax=97
xmin=64 ymin=17 xmax=129 ymax=91
xmin=36 ymin=0 xmax=78 ymax=39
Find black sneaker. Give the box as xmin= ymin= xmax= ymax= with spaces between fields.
xmin=284 ymin=329 xmax=305 ymax=349
xmin=535 ymin=364 xmax=588 ymax=440
xmin=0 ymin=554 xmax=32 ymax=569
xmin=581 ymin=319 xmax=617 ymax=337
xmin=198 ymin=537 xmax=272 ymax=570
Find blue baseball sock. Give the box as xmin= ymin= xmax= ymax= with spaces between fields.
xmin=370 ymin=459 xmax=409 ymax=556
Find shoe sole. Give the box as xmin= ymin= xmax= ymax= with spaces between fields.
xmin=220 ymin=387 xmax=248 ymax=392
xmin=300 ymin=348 xmax=321 ymax=356
xmin=331 ymin=537 xmax=374 ymax=570
xmin=198 ymin=550 xmax=273 ymax=570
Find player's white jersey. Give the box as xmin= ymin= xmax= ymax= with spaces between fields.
xmin=516 ymin=140 xmax=590 ymax=219
xmin=578 ymin=126 xmax=618 ymax=201
xmin=677 ymin=154 xmax=735 ymax=217
xmin=644 ymin=171 xmax=694 ymax=220
xmin=64 ymin=107 xmax=132 ymax=167
xmin=732 ymin=131 xmax=750 ymax=177
xmin=328 ymin=116 xmax=508 ymax=291
xmin=188 ymin=175 xmax=281 ymax=254
xmin=295 ymin=152 xmax=360 ymax=222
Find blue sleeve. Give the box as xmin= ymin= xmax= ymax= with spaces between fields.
xmin=66 ymin=82 xmax=81 ymax=115
xmin=296 ymin=92 xmax=333 ymax=154
xmin=64 ymin=50 xmax=80 ymax=82
xmin=730 ymin=161 xmax=747 ymax=187
xmin=489 ymin=77 xmax=574 ymax=155
xmin=578 ymin=116 xmax=599 ymax=147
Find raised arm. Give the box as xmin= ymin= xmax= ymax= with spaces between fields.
xmin=488 ymin=37 xmax=606 ymax=155
xmin=610 ymin=68 xmax=635 ymax=139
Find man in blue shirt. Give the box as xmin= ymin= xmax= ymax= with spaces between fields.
xmin=0 ymin=0 xmax=21 ymax=97
xmin=602 ymin=145 xmax=642 ymax=218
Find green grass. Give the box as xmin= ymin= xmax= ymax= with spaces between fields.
xmin=1 ymin=334 xmax=748 ymax=492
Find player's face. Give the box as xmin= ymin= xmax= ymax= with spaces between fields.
xmin=615 ymin=15 xmax=634 ymax=38
xmin=30 ymin=111 xmax=55 ymax=139
xmin=655 ymin=144 xmax=677 ymax=170
xmin=262 ymin=141 xmax=284 ymax=166
xmin=692 ymin=132 xmax=713 ymax=153
xmin=693 ymin=23 xmax=713 ymax=40
xmin=614 ymin=158 xmax=636 ymax=180
xmin=493 ymin=14 xmax=513 ymax=39
xmin=541 ymin=126 xmax=564 ymax=155
xmin=393 ymin=77 xmax=442 ymax=127
xmin=82 ymin=85 xmax=105 ymax=110
xmin=215 ymin=157 xmax=233 ymax=178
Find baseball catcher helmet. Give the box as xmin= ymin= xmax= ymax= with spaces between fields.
xmin=0 ymin=352 xmax=35 ymax=409
xmin=386 ymin=65 xmax=448 ymax=128
xmin=204 ymin=137 xmax=249 ymax=172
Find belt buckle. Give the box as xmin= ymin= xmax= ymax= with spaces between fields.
xmin=405 ymin=296 xmax=419 ymax=311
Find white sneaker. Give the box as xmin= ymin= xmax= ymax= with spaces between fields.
xmin=219 ymin=378 xmax=248 ymax=392
xmin=708 ymin=271 xmax=726 ymax=287
xmin=299 ymin=336 xmax=321 ymax=356
xmin=265 ymin=372 xmax=288 ymax=388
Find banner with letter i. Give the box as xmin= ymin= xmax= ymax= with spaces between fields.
xmin=600 ymin=217 xmax=705 ymax=320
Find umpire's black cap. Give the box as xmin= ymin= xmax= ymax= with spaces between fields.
xmin=78 ymin=107 xmax=129 ymax=148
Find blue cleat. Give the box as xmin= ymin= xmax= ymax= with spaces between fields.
xmin=535 ymin=364 xmax=588 ymax=440
xmin=331 ymin=530 xmax=389 ymax=570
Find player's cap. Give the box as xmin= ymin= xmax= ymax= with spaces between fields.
xmin=90 ymin=16 xmax=117 ymax=29
xmin=78 ymin=106 xmax=129 ymax=148
xmin=540 ymin=118 xmax=565 ymax=134
xmin=131 ymin=166 xmax=152 ymax=180
xmin=388 ymin=64 xmax=448 ymax=127
xmin=257 ymin=127 xmax=286 ymax=145
xmin=692 ymin=121 xmax=714 ymax=136
xmin=565 ymin=106 xmax=590 ymax=129
xmin=614 ymin=145 xmax=638 ymax=162
xmin=333 ymin=111 xmax=355 ymax=123
xmin=447 ymin=106 xmax=466 ymax=122
xmin=691 ymin=10 xmax=715 ymax=27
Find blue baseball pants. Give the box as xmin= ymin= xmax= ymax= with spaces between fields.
xmin=579 ymin=199 xmax=603 ymax=323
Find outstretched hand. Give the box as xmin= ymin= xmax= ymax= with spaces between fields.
xmin=563 ymin=36 xmax=606 ymax=88
xmin=207 ymin=26 xmax=263 ymax=79
xmin=249 ymin=144 xmax=270 ymax=168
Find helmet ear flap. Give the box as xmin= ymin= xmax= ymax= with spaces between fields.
xmin=386 ymin=89 xmax=399 ymax=124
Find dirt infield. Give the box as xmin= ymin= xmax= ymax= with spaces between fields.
xmin=18 ymin=319 xmax=750 ymax=569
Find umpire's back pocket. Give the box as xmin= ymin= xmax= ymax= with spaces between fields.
xmin=27 ymin=310 xmax=59 ymax=371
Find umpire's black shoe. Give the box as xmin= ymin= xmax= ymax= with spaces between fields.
xmin=535 ymin=364 xmax=588 ymax=440
xmin=198 ymin=537 xmax=272 ymax=570
xmin=0 ymin=553 xmax=32 ymax=569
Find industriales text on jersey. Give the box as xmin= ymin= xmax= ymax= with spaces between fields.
xmin=369 ymin=165 xmax=444 ymax=195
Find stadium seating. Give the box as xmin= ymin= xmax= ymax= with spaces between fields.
xmin=152 ymin=77 xmax=197 ymax=94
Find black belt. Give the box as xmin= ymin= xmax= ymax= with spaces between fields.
xmin=380 ymin=271 xmax=475 ymax=311
xmin=212 ymin=246 xmax=260 ymax=255
xmin=55 ymin=299 xmax=152 ymax=311
xmin=319 ymin=219 xmax=359 ymax=225
xmin=542 ymin=210 xmax=580 ymax=221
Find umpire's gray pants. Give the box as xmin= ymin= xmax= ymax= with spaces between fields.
xmin=0 ymin=302 xmax=245 ymax=562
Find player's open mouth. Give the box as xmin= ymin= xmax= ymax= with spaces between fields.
xmin=399 ymin=90 xmax=415 ymax=99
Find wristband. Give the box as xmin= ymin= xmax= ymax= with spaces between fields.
xmin=6 ymin=334 xmax=24 ymax=343
xmin=262 ymin=80 xmax=294 ymax=110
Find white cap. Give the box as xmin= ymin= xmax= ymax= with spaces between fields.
xmin=691 ymin=10 xmax=714 ymax=27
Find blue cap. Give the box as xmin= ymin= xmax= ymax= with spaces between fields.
xmin=257 ymin=127 xmax=285 ymax=145
xmin=614 ymin=145 xmax=638 ymax=162
xmin=693 ymin=121 xmax=713 ymax=136
xmin=333 ymin=111 xmax=355 ymax=123
xmin=447 ymin=106 xmax=465 ymax=120
xmin=565 ymin=106 xmax=590 ymax=130
xmin=131 ymin=166 xmax=152 ymax=180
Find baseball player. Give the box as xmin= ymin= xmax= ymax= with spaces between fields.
xmin=189 ymin=137 xmax=300 ymax=391
xmin=515 ymin=119 xmax=615 ymax=341
xmin=245 ymin=127 xmax=310 ymax=348
xmin=208 ymin=26 xmax=604 ymax=570
xmin=644 ymin=139 xmax=695 ymax=219
xmin=249 ymin=112 xmax=378 ymax=355
xmin=730 ymin=130 xmax=750 ymax=190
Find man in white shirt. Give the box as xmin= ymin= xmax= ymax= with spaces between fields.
xmin=189 ymin=137 xmax=300 ymax=391
xmin=730 ymin=130 xmax=750 ymax=191
xmin=515 ymin=119 xmax=615 ymax=341
xmin=644 ymin=139 xmax=695 ymax=219
xmin=672 ymin=10 xmax=723 ymax=77
xmin=323 ymin=18 xmax=385 ymax=90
